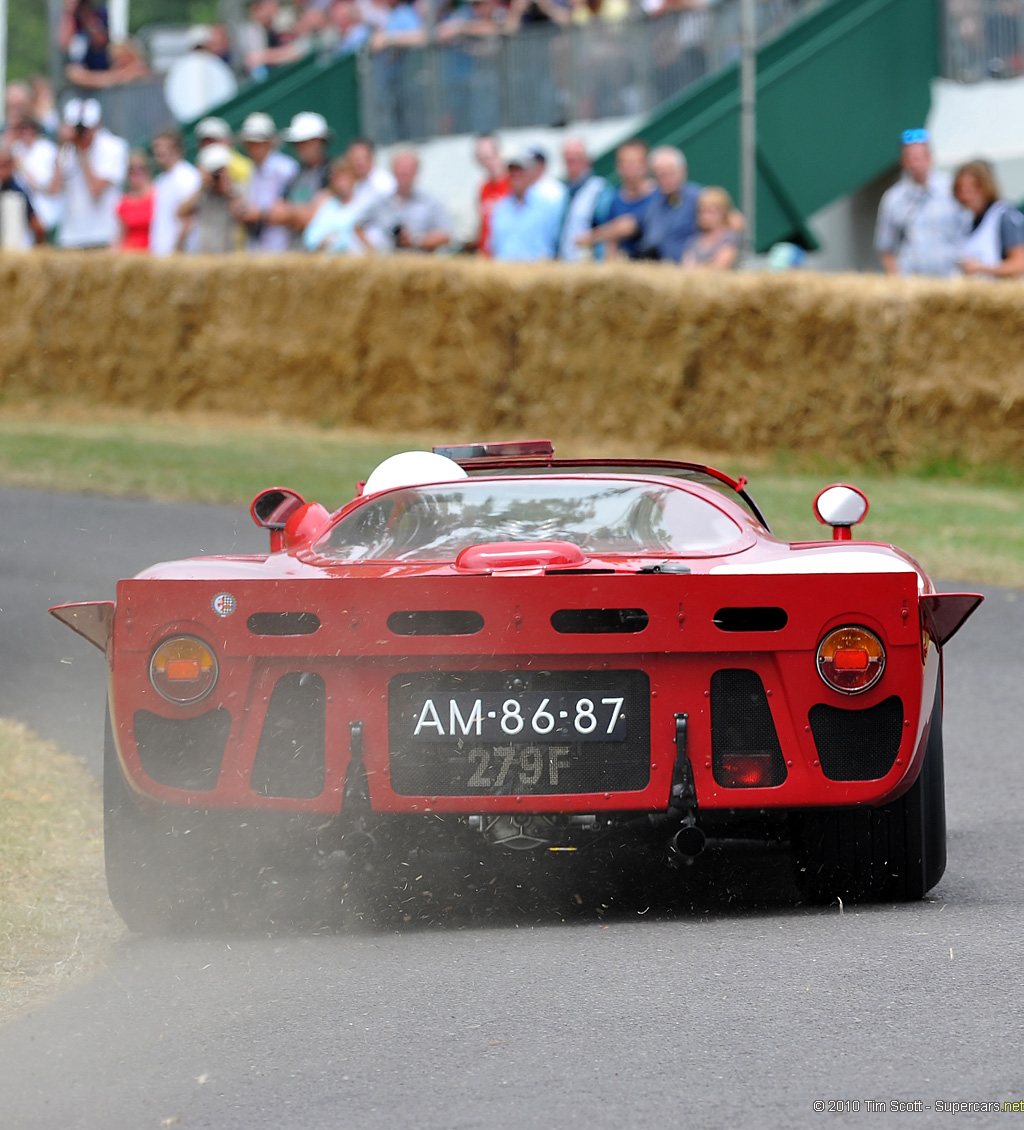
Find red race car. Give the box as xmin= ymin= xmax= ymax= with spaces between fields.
xmin=53 ymin=441 xmax=982 ymax=929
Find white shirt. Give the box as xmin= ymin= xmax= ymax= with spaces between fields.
xmin=533 ymin=172 xmax=568 ymax=210
xmin=244 ymin=150 xmax=299 ymax=252
xmin=352 ymin=167 xmax=397 ymax=219
xmin=874 ymin=170 xmax=969 ymax=277
xmin=14 ymin=135 xmax=61 ymax=232
xmin=57 ymin=129 xmax=129 ymax=248
xmin=150 ymin=159 xmax=202 ymax=255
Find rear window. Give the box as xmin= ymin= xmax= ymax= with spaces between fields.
xmin=317 ymin=478 xmax=743 ymax=562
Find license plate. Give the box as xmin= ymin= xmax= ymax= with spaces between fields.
xmin=407 ymin=691 xmax=628 ymax=744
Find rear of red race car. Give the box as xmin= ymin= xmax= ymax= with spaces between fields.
xmin=64 ymin=558 xmax=974 ymax=927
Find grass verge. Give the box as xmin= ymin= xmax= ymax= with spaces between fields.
xmin=0 ymin=405 xmax=1020 ymax=585
xmin=0 ymin=719 xmax=123 ymax=1023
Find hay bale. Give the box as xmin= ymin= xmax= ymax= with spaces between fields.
xmin=1 ymin=253 xmax=1023 ymax=466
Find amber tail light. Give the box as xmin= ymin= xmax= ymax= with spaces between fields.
xmin=817 ymin=626 xmax=885 ymax=694
xmin=150 ymin=637 xmax=218 ymax=704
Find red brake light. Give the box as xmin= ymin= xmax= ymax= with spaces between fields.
xmin=833 ymin=648 xmax=869 ymax=671
xmin=718 ymin=753 xmax=778 ymax=788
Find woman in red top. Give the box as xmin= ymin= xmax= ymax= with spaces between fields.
xmin=116 ymin=151 xmax=154 ymax=252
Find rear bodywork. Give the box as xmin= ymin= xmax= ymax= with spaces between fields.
xmin=52 ymin=456 xmax=982 ymax=844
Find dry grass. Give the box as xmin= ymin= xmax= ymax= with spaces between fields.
xmin=0 ymin=719 xmax=123 ymax=1023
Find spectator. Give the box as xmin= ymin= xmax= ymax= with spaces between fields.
xmin=347 ymin=136 xmax=397 ymax=216
xmin=875 ymin=129 xmax=969 ymax=277
xmin=491 ymin=151 xmax=561 ymax=261
xmin=239 ymin=1 xmax=284 ymax=77
xmin=10 ymin=118 xmax=61 ymax=237
xmin=231 ymin=112 xmax=298 ymax=252
xmin=365 ymin=150 xmax=452 ymax=252
xmin=115 ymin=150 xmax=154 ymax=252
xmin=326 ymin=0 xmax=371 ymax=56
xmin=304 ymin=156 xmax=372 ymax=254
xmin=195 ymin=118 xmax=253 ymax=190
xmin=272 ymin=112 xmax=332 ymax=249
xmin=179 ymin=144 xmax=243 ymax=254
xmin=680 ymin=185 xmax=741 ymax=269
xmin=583 ymin=145 xmax=700 ymax=262
xmin=473 ymin=132 xmax=509 ymax=257
xmin=953 ymin=159 xmax=1024 ymax=279
xmin=3 ymin=81 xmax=32 ymax=134
xmin=369 ymin=0 xmax=428 ymax=141
xmin=556 ymin=137 xmax=606 ymax=261
xmin=247 ymin=7 xmax=330 ymax=69
xmin=150 ymin=130 xmax=201 ymax=255
xmin=0 ymin=145 xmax=45 ymax=248
xmin=584 ymin=137 xmax=655 ymax=259
xmin=436 ymin=0 xmax=508 ymax=135
xmin=62 ymin=1 xmax=149 ymax=89
xmin=527 ymin=146 xmax=568 ymax=210
xmin=50 ymin=97 xmax=128 ymax=250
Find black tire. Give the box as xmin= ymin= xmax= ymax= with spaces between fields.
xmin=103 ymin=708 xmax=219 ymax=933
xmin=793 ymin=679 xmax=946 ymax=904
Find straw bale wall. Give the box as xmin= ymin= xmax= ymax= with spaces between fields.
xmin=2 ymin=253 xmax=1023 ymax=466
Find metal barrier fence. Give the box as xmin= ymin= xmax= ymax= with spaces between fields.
xmin=66 ymin=79 xmax=177 ymax=144
xmin=944 ymin=0 xmax=1024 ymax=80
xmin=361 ymin=0 xmax=822 ymax=146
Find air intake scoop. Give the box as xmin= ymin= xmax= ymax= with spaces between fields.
xmin=455 ymin=541 xmax=588 ymax=574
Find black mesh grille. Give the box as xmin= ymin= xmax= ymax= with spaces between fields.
xmin=388 ymin=670 xmax=650 ymax=797
xmin=134 ymin=708 xmax=231 ymax=791
xmin=710 ymin=669 xmax=787 ymax=788
xmin=251 ymin=673 xmax=326 ymax=798
xmin=809 ymin=696 xmax=904 ymax=781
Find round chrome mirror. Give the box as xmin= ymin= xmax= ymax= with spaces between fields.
xmin=814 ymin=484 xmax=869 ymax=537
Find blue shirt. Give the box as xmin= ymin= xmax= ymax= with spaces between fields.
xmin=491 ymin=188 xmax=561 ymax=262
xmin=384 ymin=4 xmax=424 ymax=33
xmin=603 ymin=186 xmax=657 ymax=258
xmin=636 ymin=181 xmax=702 ymax=262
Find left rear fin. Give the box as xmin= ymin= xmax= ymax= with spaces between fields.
xmin=50 ymin=601 xmax=115 ymax=653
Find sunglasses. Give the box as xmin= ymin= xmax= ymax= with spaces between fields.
xmin=901 ymin=129 xmax=929 ymax=145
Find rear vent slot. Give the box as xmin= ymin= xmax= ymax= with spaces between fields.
xmin=247 ymin=612 xmax=321 ymax=636
xmin=251 ymin=673 xmax=326 ymax=798
xmin=551 ymin=608 xmax=649 ymax=634
xmin=809 ymin=696 xmax=904 ymax=781
xmin=134 ymin=707 xmax=231 ymax=792
xmin=388 ymin=610 xmax=484 ymax=636
xmin=710 ymin=669 xmax=787 ymax=788
xmin=713 ymin=607 xmax=788 ymax=632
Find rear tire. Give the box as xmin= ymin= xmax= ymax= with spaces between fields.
xmin=793 ymin=681 xmax=946 ymax=904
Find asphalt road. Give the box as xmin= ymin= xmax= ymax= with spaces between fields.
xmin=0 ymin=486 xmax=1022 ymax=1129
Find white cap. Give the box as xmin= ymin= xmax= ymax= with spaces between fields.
xmin=284 ymin=111 xmax=329 ymax=144
xmin=197 ymin=143 xmax=232 ymax=173
xmin=239 ymin=112 xmax=276 ymax=142
xmin=195 ymin=116 xmax=231 ymax=141
xmin=63 ymin=98 xmax=102 ymax=129
xmin=187 ymin=24 xmax=213 ymax=48
xmin=362 ymin=452 xmax=468 ymax=497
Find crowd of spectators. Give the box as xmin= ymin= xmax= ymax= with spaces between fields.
xmin=0 ymin=86 xmax=749 ymax=265
xmin=2 ymin=76 xmax=1024 ymax=281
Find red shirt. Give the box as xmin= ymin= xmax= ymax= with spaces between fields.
xmin=116 ymin=190 xmax=155 ymax=252
xmin=478 ymin=176 xmax=510 ymax=257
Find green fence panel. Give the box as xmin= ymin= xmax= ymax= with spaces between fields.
xmin=594 ymin=0 xmax=939 ymax=251
xmin=181 ymin=53 xmax=361 ymax=158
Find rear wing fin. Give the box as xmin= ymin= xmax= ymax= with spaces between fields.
xmin=50 ymin=601 xmax=115 ymax=653
xmin=920 ymin=593 xmax=984 ymax=647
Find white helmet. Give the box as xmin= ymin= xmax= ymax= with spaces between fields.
xmin=362 ymin=452 xmax=469 ymax=497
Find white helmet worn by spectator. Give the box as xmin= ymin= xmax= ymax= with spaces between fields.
xmin=195 ymin=116 xmax=232 ymax=142
xmin=198 ymin=143 xmax=232 ymax=174
xmin=63 ymin=98 xmax=102 ymax=129
xmin=284 ymin=112 xmax=329 ymax=143
xmin=239 ymin=112 xmax=277 ymax=142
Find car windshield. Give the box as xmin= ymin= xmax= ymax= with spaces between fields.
xmin=317 ymin=478 xmax=743 ymax=562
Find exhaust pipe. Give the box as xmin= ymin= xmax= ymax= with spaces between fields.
xmin=668 ymin=821 xmax=706 ymax=864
